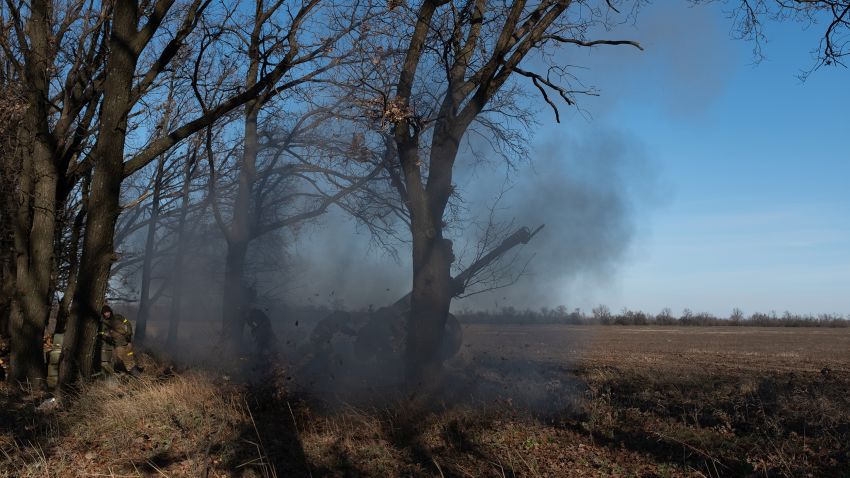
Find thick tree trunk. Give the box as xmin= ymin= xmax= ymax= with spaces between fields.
xmin=217 ymin=13 xmax=263 ymax=349
xmin=60 ymin=0 xmax=139 ymax=384
xmin=0 ymin=144 xmax=15 ymax=339
xmin=136 ymin=157 xmax=166 ymax=343
xmin=406 ymin=231 xmax=454 ymax=385
xmin=218 ymin=75 xmax=260 ymax=349
xmin=9 ymin=0 xmax=57 ymax=386
xmin=62 ymin=162 xmax=124 ymax=381
xmin=400 ymin=134 xmax=460 ymax=386
xmin=9 ymin=144 xmax=56 ymax=386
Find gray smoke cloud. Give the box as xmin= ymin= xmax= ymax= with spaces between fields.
xmin=283 ymin=217 xmax=411 ymax=309
xmin=271 ymin=1 xmax=735 ymax=313
xmin=277 ymin=126 xmax=662 ymax=313
xmin=456 ymin=128 xmax=661 ymax=311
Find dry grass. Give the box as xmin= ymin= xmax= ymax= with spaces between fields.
xmin=1 ymin=372 xmax=275 ymax=477
xmin=573 ymin=364 xmax=850 ymax=477
xmin=294 ymin=401 xmax=683 ymax=477
xmin=2 ymin=325 xmax=848 ymax=477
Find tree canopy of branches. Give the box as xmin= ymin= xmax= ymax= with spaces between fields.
xmin=0 ymin=0 xmax=368 ymax=386
xmin=330 ymin=0 xmax=644 ymax=384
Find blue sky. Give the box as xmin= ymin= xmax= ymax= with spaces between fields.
xmin=527 ymin=1 xmax=850 ymax=316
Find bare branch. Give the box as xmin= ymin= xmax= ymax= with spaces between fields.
xmin=541 ymin=35 xmax=644 ymax=50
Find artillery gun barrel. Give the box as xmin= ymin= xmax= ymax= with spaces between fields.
xmin=387 ymin=224 xmax=545 ymax=313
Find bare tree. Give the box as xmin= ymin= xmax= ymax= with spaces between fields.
xmin=164 ymin=139 xmax=205 ymax=346
xmin=60 ymin=0 xmax=370 ymax=383
xmin=207 ymin=107 xmax=383 ymax=350
xmin=1 ymin=0 xmax=108 ymax=385
xmin=334 ymin=0 xmax=642 ymax=385
xmin=141 ymin=0 xmax=381 ymax=351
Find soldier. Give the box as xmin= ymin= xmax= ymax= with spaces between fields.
xmin=98 ymin=305 xmax=140 ymax=375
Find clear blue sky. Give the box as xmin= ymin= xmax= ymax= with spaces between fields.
xmin=527 ymin=1 xmax=850 ymax=316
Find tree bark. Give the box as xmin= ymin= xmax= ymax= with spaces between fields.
xmin=55 ymin=175 xmax=89 ymax=334
xmin=0 ymin=250 xmax=11 ymax=339
xmin=61 ymin=0 xmax=141 ymax=383
xmin=0 ymin=160 xmax=15 ymax=340
xmin=219 ymin=97 xmax=258 ymax=348
xmin=400 ymin=137 xmax=460 ymax=385
xmin=219 ymin=15 xmax=262 ymax=349
xmin=406 ymin=232 xmax=454 ymax=384
xmin=8 ymin=0 xmax=58 ymax=386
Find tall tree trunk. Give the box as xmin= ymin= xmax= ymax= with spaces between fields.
xmin=55 ymin=174 xmax=90 ymax=334
xmin=400 ymin=135 xmax=460 ymax=386
xmin=220 ymin=104 xmax=257 ymax=348
xmin=219 ymin=110 xmax=257 ymax=349
xmin=166 ymin=158 xmax=195 ymax=346
xmin=219 ymin=40 xmax=261 ymax=349
xmin=9 ymin=0 xmax=58 ymax=386
xmin=406 ymin=230 xmax=453 ymax=384
xmin=9 ymin=141 xmax=57 ymax=385
xmin=60 ymin=0 xmax=140 ymax=383
xmin=135 ymin=156 xmax=166 ymax=343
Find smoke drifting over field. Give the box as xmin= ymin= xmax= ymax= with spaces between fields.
xmin=112 ymin=125 xmax=658 ymax=409
xmin=465 ymin=129 xmax=658 ymax=309
xmin=283 ymin=127 xmax=659 ymax=312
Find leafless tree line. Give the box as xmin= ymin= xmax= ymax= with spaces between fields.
xmin=459 ymin=305 xmax=849 ymax=327
xmin=0 ymin=0 xmax=846 ymax=390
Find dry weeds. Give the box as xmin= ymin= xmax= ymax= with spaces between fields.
xmin=1 ymin=371 xmax=275 ymax=477
xmin=2 ymin=326 xmax=848 ymax=477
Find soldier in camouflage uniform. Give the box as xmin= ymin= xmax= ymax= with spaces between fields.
xmin=98 ymin=305 xmax=139 ymax=375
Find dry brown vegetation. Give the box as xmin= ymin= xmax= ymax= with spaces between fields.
xmin=2 ymin=325 xmax=849 ymax=477
xmin=1 ymin=361 xmax=277 ymax=477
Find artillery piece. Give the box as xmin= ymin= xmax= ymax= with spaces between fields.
xmin=305 ymin=225 xmax=545 ymax=367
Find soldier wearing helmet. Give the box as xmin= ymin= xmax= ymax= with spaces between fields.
xmin=98 ymin=305 xmax=140 ymax=375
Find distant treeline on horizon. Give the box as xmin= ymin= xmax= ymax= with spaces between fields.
xmin=455 ymin=306 xmax=850 ymax=328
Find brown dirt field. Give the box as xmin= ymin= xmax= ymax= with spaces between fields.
xmin=292 ymin=325 xmax=850 ymax=477
xmin=461 ymin=324 xmax=850 ymax=373
xmin=3 ymin=325 xmax=849 ymax=477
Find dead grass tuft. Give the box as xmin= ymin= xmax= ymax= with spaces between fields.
xmin=1 ymin=372 xmax=276 ymax=477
